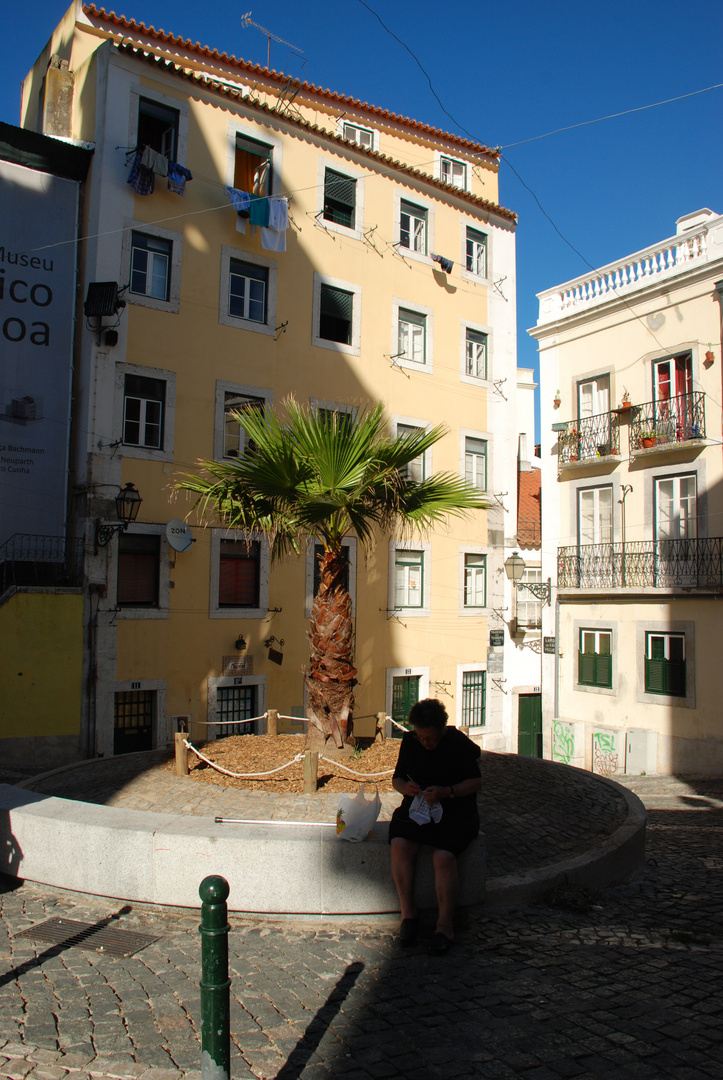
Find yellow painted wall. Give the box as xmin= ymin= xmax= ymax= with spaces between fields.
xmin=0 ymin=592 xmax=83 ymax=738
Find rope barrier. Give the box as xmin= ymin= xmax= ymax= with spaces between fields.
xmin=183 ymin=738 xmax=304 ymax=778
xmin=188 ymin=713 xmax=268 ymax=727
xmin=318 ymin=754 xmax=394 ymax=779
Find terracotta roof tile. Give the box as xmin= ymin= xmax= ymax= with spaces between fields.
xmin=83 ymin=5 xmax=500 ymax=160
xmin=517 ymin=469 xmax=541 ymax=549
xmin=115 ymin=45 xmax=518 ymax=222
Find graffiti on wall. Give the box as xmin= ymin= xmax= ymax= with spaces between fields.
xmin=592 ymin=730 xmax=620 ymax=776
xmin=552 ymin=721 xmax=575 ymax=764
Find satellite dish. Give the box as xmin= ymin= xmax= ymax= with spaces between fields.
xmin=166 ymin=519 xmax=194 ymax=553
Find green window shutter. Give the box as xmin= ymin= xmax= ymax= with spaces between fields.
xmin=595 ymin=653 xmax=612 ymax=688
xmin=579 ymin=652 xmax=595 ymax=685
xmin=321 ymin=286 xmax=353 ymax=320
xmin=645 ymin=657 xmax=666 ymax=693
xmin=324 ymin=169 xmax=356 ymax=228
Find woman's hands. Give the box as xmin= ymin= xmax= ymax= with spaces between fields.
xmin=421 ymin=785 xmax=449 ymax=804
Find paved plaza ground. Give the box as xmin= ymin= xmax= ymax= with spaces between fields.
xmin=0 ymin=772 xmax=721 ymax=1080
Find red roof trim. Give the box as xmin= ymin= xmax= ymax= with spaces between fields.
xmin=83 ymin=5 xmax=500 ymax=160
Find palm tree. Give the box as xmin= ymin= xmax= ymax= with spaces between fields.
xmin=176 ymin=398 xmax=487 ymax=749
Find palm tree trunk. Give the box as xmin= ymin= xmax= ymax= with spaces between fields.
xmin=306 ymin=547 xmax=356 ymax=749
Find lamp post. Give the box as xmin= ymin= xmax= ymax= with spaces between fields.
xmin=95 ymin=482 xmax=142 ymax=552
xmin=504 ymin=552 xmax=552 ymax=605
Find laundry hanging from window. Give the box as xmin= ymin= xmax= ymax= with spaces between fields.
xmin=431 ymin=252 xmax=454 ymax=274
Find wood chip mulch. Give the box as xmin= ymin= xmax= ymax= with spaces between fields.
xmin=166 ymin=734 xmax=401 ymax=794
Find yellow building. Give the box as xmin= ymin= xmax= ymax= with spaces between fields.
xmin=532 ymin=209 xmax=723 ymax=775
xmin=18 ymin=2 xmax=522 ymax=760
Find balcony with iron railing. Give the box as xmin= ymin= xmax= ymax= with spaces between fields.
xmin=558 ymin=537 xmax=723 ymax=590
xmin=0 ymin=534 xmax=85 ymax=597
xmin=629 ymin=392 xmax=705 ymax=453
xmin=557 ymin=410 xmax=621 ymax=466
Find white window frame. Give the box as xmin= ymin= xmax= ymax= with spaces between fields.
xmin=121 ymin=220 xmax=183 ymax=314
xmin=515 ymin=565 xmax=543 ymax=631
xmin=461 ymin=431 xmax=488 ymax=492
xmin=459 ymin=547 xmax=488 ymax=615
xmin=112 ymin=523 xmax=171 ymax=621
xmin=225 ymin=120 xmax=284 ymax=196
xmin=115 ymin=362 xmax=175 ymax=463
xmin=316 ymin=158 xmax=366 ymax=241
xmin=312 ymin=273 xmax=362 ymax=355
xmin=391 ymin=298 xmax=434 ymax=374
xmin=577 ymin=485 xmax=614 ymax=546
xmin=460 ymin=218 xmax=490 ymax=283
xmin=389 ymin=541 xmax=431 ymax=617
xmin=394 ymin=191 xmax=434 ymax=264
xmin=309 ymin=398 xmax=358 ymax=432
xmin=636 ymin=620 xmax=695 ymax=709
xmin=209 ymin=529 xmax=270 ymax=619
xmin=218 ymin=246 xmax=277 ymax=336
xmin=435 ymin=151 xmax=468 ymax=191
xmin=207 ymin=675 xmax=267 ymax=740
xmin=391 ymin=415 xmax=432 ymax=484
xmin=336 ymin=118 xmax=378 ymax=152
xmin=655 ymin=473 xmax=697 ymax=541
xmin=214 ymin=380 xmax=272 ymax=462
xmin=461 ymin=319 xmax=492 ymax=385
xmin=456 ymin=664 xmax=487 ymax=728
xmin=305 ymin=537 xmax=357 ymax=618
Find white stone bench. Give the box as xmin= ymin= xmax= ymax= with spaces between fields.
xmin=0 ymin=785 xmax=485 ymax=914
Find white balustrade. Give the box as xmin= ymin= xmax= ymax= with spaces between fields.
xmin=538 ymin=228 xmax=709 ymax=322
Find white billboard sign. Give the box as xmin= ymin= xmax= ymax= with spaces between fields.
xmin=0 ymin=160 xmax=78 ymax=542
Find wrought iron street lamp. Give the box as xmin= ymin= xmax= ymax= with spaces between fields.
xmin=504 ymin=552 xmax=552 ymax=605
xmin=95 ymin=482 xmax=142 ymax=552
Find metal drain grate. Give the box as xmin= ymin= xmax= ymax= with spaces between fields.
xmin=15 ymin=917 xmax=160 ymax=957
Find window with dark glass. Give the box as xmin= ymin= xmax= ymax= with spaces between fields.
xmin=123 ymin=374 xmax=165 ymax=449
xmin=130 ymin=232 xmax=171 ymax=300
xmin=323 ymin=169 xmax=356 ymax=228
xmin=229 ymin=260 xmax=268 ymax=323
xmin=319 ymin=285 xmax=353 ymax=344
xmin=137 ymin=98 xmax=179 ymax=159
xmin=219 ymin=539 xmax=260 ymax=607
xmin=117 ymin=533 xmax=160 ymax=607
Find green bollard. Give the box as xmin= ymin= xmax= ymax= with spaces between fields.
xmin=199 ymin=875 xmax=231 ymax=1080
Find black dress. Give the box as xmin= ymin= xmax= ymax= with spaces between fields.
xmin=388 ymin=727 xmax=482 ymax=856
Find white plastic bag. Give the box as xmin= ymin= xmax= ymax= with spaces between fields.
xmin=336 ymin=783 xmax=381 ymax=842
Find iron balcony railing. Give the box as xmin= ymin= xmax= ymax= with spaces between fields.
xmin=558 ymin=537 xmax=723 ymax=589
xmin=558 ymin=411 xmax=620 ymax=464
xmin=630 ymin=391 xmax=705 ymax=451
xmin=0 ymin=534 xmax=85 ymax=594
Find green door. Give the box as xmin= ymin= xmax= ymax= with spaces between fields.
xmin=518 ymin=693 xmax=542 ymax=757
xmin=391 ymin=675 xmax=420 ymax=737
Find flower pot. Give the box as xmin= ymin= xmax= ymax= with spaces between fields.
xmin=641 ymin=436 xmax=655 ymax=448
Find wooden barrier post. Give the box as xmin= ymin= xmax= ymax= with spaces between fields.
xmin=375 ymin=712 xmax=386 ymax=743
xmin=303 ymin=750 xmax=318 ymax=794
xmin=266 ymin=708 xmax=278 ymax=737
xmin=175 ymin=731 xmax=189 ymax=776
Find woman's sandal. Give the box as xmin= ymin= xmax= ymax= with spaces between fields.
xmin=399 ymin=917 xmax=419 ymax=946
xmin=428 ymin=931 xmax=453 ymax=956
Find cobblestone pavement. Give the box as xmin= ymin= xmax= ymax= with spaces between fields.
xmin=19 ymin=751 xmax=630 ymax=880
xmin=1 ymin=774 xmax=721 ymax=1080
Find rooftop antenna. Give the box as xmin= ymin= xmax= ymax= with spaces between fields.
xmin=241 ymin=12 xmax=304 ymax=70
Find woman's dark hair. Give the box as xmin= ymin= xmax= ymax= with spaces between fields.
xmin=408 ymin=698 xmax=448 ymax=731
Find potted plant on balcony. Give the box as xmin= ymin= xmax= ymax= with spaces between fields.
xmin=619 ymin=389 xmax=631 ymax=409
xmin=553 ymin=390 xmax=561 ymax=408
xmin=563 ymin=427 xmax=579 ymax=461
xmin=639 ymin=427 xmax=656 ymax=448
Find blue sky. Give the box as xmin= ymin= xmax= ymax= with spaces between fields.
xmin=2 ymin=0 xmax=721 ymax=439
